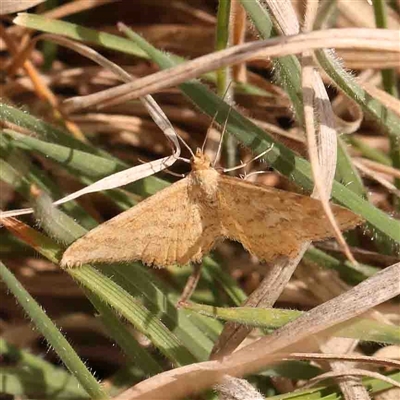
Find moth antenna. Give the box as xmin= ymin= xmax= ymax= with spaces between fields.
xmin=203 ymin=81 xmax=234 ymax=155
xmin=213 ymin=106 xmax=232 ymax=167
xmin=223 ymin=144 xmax=274 ymax=173
xmin=201 ymin=109 xmax=219 ymax=154
xmin=177 ymin=134 xmax=195 ymax=158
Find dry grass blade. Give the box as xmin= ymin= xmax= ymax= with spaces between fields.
xmin=301 ymin=0 xmax=365 ymax=393
xmin=231 ymin=0 xmax=247 ymax=83
xmin=301 ymin=3 xmax=357 ymax=264
xmin=53 ymin=26 xmax=400 ymax=111
xmin=0 ymin=0 xmax=45 ymax=15
xmin=42 ymin=0 xmax=118 ymax=20
xmin=353 ymin=159 xmax=400 ymax=197
xmin=302 ymin=369 xmax=400 ymax=390
xmin=288 ymin=353 xmax=400 ymax=368
xmin=215 ymin=376 xmax=264 ymax=400
xmin=355 ymin=158 xmax=400 ymax=179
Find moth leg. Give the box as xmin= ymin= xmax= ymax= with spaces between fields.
xmin=176 ymin=262 xmax=202 ymax=307
xmin=222 ymin=144 xmax=274 ymax=173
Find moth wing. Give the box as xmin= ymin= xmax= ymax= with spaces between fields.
xmin=218 ymin=176 xmax=362 ymax=262
xmin=62 ymin=178 xmax=218 ymax=268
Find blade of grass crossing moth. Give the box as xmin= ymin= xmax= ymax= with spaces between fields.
xmin=0 ymin=261 xmax=108 ymax=400
xmin=119 ymin=26 xmax=400 ymax=246
xmin=251 ymin=0 xmax=361 ymax=263
xmin=239 ymin=0 xmax=399 ymax=249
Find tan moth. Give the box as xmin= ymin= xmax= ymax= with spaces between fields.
xmin=61 ymin=149 xmax=362 ymax=268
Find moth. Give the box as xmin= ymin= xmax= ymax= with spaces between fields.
xmin=61 ymin=149 xmax=362 ymax=268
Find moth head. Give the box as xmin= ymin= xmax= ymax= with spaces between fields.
xmin=191 ymin=148 xmax=211 ymax=171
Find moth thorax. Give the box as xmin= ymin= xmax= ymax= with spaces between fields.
xmin=191 ymin=169 xmax=219 ymax=200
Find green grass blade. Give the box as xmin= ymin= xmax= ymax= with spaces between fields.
xmin=0 ymin=261 xmax=108 ymax=399
xmin=303 ymin=247 xmax=379 ymax=284
xmin=0 ymin=138 xmax=97 ymax=229
xmin=69 ymin=265 xmax=199 ymax=366
xmin=335 ymin=137 xmax=367 ymax=198
xmin=15 ymin=13 xmax=148 ymax=58
xmin=4 ymin=129 xmax=125 ymax=179
xmin=0 ymin=339 xmax=89 ymax=399
xmin=184 ymin=302 xmax=400 ymax=345
xmin=266 ymin=371 xmax=400 ymax=400
xmin=239 ymin=0 xmax=400 ymax=139
xmin=346 ymin=136 xmax=392 ymax=166
xmin=215 ymin=0 xmax=231 ymax=95
xmin=0 ymin=367 xmax=89 ymax=400
xmin=372 ymin=0 xmax=399 ymax=98
xmin=85 ymin=291 xmax=164 ymax=376
xmin=315 ymin=49 xmax=400 ymax=139
xmin=372 ymin=0 xmax=400 ymax=193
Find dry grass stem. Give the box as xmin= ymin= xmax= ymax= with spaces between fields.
xmin=51 ymin=27 xmax=400 ymax=111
